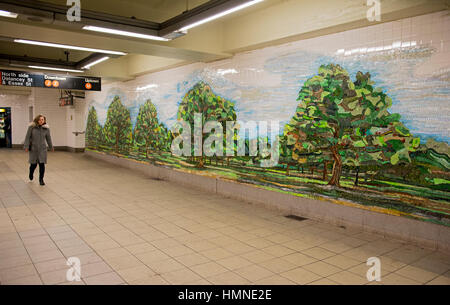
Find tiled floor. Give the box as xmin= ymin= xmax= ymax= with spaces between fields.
xmin=0 ymin=149 xmax=449 ymax=285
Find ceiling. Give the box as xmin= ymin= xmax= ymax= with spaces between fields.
xmin=40 ymin=0 xmax=211 ymax=23
xmin=0 ymin=0 xmax=447 ymax=83
xmin=0 ymin=40 xmax=87 ymax=62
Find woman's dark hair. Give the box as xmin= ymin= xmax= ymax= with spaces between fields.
xmin=33 ymin=114 xmax=46 ymax=125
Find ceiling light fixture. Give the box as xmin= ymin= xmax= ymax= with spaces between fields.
xmin=28 ymin=65 xmax=84 ymax=73
xmin=14 ymin=39 xmax=127 ymax=56
xmin=83 ymin=25 xmax=169 ymax=41
xmin=178 ymin=0 xmax=264 ymax=31
xmin=0 ymin=9 xmax=18 ymax=18
xmin=82 ymin=56 xmax=110 ymax=69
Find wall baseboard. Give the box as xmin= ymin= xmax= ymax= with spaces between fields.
xmin=85 ymin=150 xmax=450 ymax=254
xmin=65 ymin=147 xmax=85 ymax=153
xmin=11 ymin=144 xmax=84 ymax=153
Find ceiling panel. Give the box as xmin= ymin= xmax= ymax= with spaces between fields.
xmin=0 ymin=41 xmax=91 ymax=62
xmin=38 ymin=0 xmax=210 ymax=23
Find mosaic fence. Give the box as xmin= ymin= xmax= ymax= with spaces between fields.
xmin=85 ymin=12 xmax=450 ymax=226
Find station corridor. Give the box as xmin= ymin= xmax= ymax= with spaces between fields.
xmin=0 ymin=150 xmax=449 ymax=285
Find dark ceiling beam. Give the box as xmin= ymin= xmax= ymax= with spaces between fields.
xmin=0 ymin=51 xmax=113 ymax=71
xmin=0 ymin=53 xmax=78 ymax=69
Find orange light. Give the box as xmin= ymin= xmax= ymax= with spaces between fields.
xmin=52 ymin=80 xmax=59 ymax=87
xmin=85 ymin=83 xmax=92 ymax=90
xmin=44 ymin=80 xmax=52 ymax=87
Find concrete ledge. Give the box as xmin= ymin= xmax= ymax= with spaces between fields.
xmin=66 ymin=147 xmax=85 ymax=153
xmin=168 ymin=169 xmax=217 ymax=193
xmin=85 ymin=150 xmax=450 ymax=254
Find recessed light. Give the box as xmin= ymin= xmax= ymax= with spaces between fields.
xmin=14 ymin=39 xmax=127 ymax=56
xmin=83 ymin=26 xmax=169 ymax=41
xmin=82 ymin=56 xmax=110 ymax=69
xmin=28 ymin=66 xmax=84 ymax=73
xmin=178 ymin=0 xmax=264 ymax=31
xmin=0 ymin=10 xmax=18 ymax=18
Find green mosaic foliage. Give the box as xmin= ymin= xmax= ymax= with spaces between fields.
xmin=103 ymin=96 xmax=133 ymax=153
xmin=283 ymin=64 xmax=420 ymax=186
xmin=177 ymin=81 xmax=237 ymax=167
xmin=85 ymin=106 xmax=102 ymax=149
xmin=134 ymin=99 xmax=171 ymax=156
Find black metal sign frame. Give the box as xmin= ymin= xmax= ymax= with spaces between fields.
xmin=0 ymin=70 xmax=101 ymax=91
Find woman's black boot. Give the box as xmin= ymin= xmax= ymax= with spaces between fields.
xmin=29 ymin=164 xmax=36 ymax=181
xmin=39 ymin=163 xmax=45 ymax=185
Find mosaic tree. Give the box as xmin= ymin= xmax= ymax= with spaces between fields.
xmin=280 ymin=130 xmax=331 ymax=178
xmin=347 ymin=71 xmax=420 ymax=185
xmin=284 ymin=64 xmax=419 ymax=186
xmin=157 ymin=123 xmax=172 ymax=152
xmin=279 ymin=135 xmax=295 ymax=175
xmin=85 ymin=106 xmax=102 ymax=149
xmin=177 ymin=81 xmax=237 ymax=167
xmin=103 ymin=96 xmax=132 ymax=153
xmin=134 ymin=99 xmax=168 ymax=157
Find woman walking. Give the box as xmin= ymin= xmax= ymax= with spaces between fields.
xmin=24 ymin=115 xmax=54 ymax=185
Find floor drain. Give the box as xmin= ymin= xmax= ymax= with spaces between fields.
xmin=285 ymin=215 xmax=308 ymax=221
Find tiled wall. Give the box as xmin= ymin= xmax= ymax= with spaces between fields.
xmin=80 ymin=11 xmax=450 ymax=227
xmin=85 ymin=11 xmax=450 ymax=144
xmin=32 ymin=88 xmax=67 ymax=147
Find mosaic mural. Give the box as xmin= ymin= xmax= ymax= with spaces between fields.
xmin=85 ymin=12 xmax=450 ymax=226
